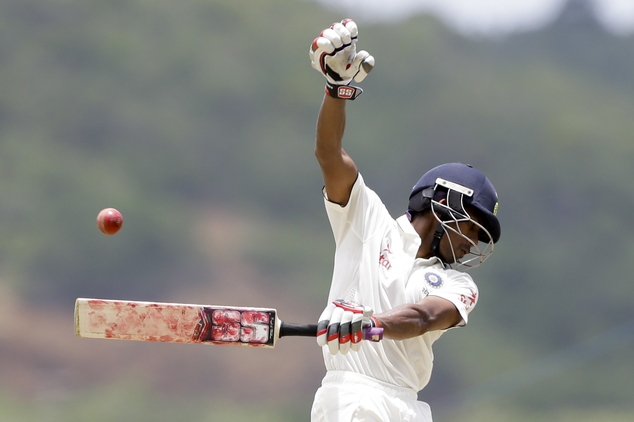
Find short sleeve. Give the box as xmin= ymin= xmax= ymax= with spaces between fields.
xmin=427 ymin=272 xmax=479 ymax=327
xmin=324 ymin=173 xmax=392 ymax=245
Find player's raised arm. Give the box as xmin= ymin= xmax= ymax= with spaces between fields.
xmin=315 ymin=95 xmax=356 ymax=205
xmin=309 ymin=19 xmax=374 ymax=206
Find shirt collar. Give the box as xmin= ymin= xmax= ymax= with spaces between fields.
xmin=396 ymin=214 xmax=445 ymax=267
xmin=396 ymin=214 xmax=418 ymax=237
xmin=396 ymin=214 xmax=422 ymax=259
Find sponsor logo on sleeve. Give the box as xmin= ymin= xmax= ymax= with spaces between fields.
xmin=460 ymin=290 xmax=477 ymax=310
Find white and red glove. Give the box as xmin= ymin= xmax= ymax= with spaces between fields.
xmin=309 ymin=19 xmax=375 ymax=100
xmin=316 ymin=299 xmax=381 ymax=355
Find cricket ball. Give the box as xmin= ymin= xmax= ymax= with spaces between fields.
xmin=97 ymin=208 xmax=123 ymax=235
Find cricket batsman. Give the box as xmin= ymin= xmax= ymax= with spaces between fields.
xmin=309 ymin=19 xmax=501 ymax=421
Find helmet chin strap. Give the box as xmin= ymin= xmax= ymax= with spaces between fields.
xmin=428 ymin=186 xmax=467 ymax=264
xmin=430 ymin=223 xmax=445 ymax=259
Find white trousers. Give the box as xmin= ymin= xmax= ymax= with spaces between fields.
xmin=311 ymin=371 xmax=432 ymax=422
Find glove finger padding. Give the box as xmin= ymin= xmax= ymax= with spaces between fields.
xmin=309 ymin=18 xmax=374 ymax=88
xmin=352 ymin=50 xmax=375 ymax=83
xmin=338 ymin=309 xmax=354 ymax=354
xmin=321 ymin=28 xmax=344 ymax=50
xmin=327 ymin=306 xmax=345 ymax=355
xmin=350 ymin=312 xmax=364 ymax=351
xmin=330 ymin=22 xmax=353 ymax=46
xmin=316 ymin=302 xmax=336 ymax=347
xmin=341 ymin=18 xmax=358 ymax=40
xmin=317 ymin=299 xmax=376 ymax=354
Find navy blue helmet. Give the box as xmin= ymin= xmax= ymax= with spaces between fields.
xmin=408 ymin=162 xmax=501 ymax=245
xmin=408 ymin=163 xmax=501 ymax=268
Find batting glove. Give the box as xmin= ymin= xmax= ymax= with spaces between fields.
xmin=316 ymin=299 xmax=379 ymax=355
xmin=309 ymin=19 xmax=375 ymax=100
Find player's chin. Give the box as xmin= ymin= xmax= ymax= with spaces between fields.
xmin=438 ymin=251 xmax=457 ymax=264
xmin=445 ymin=249 xmax=468 ymax=263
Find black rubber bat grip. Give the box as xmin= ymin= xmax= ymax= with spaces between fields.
xmin=279 ymin=322 xmax=318 ymax=338
xmin=278 ymin=322 xmax=384 ymax=341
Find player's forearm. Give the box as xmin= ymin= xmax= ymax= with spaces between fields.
xmin=314 ymin=94 xmax=358 ymax=205
xmin=372 ymin=305 xmax=434 ymax=340
xmin=373 ymin=301 xmax=460 ymax=340
xmin=315 ymin=94 xmax=346 ymax=165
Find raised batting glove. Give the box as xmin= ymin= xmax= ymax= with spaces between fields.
xmin=316 ymin=299 xmax=376 ymax=355
xmin=309 ymin=19 xmax=375 ymax=100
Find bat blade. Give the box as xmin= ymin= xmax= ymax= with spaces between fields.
xmin=75 ymin=298 xmax=285 ymax=348
xmin=75 ymin=298 xmax=383 ymax=348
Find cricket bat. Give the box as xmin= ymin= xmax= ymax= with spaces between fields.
xmin=75 ymin=298 xmax=383 ymax=348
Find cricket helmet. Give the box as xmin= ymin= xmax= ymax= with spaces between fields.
xmin=408 ymin=163 xmax=500 ymax=268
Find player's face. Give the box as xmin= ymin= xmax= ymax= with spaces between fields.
xmin=437 ymin=209 xmax=483 ymax=264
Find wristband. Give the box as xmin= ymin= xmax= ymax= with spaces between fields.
xmin=369 ymin=316 xmax=380 ymax=328
xmin=325 ymin=82 xmax=363 ymax=100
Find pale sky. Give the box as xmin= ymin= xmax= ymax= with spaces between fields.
xmin=315 ymin=0 xmax=634 ymax=35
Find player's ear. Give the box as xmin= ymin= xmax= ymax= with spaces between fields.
xmin=433 ymin=198 xmax=448 ymax=220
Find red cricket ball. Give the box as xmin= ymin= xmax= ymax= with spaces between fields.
xmin=97 ymin=208 xmax=123 ymax=235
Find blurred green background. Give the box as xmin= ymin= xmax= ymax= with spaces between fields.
xmin=1 ymin=0 xmax=633 ymax=420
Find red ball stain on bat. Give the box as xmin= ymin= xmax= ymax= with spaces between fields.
xmin=241 ymin=311 xmax=269 ymax=325
xmin=212 ymin=323 xmax=240 ymax=342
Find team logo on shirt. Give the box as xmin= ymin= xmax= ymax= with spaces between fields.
xmin=425 ymin=272 xmax=443 ymax=288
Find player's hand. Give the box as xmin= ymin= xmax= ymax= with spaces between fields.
xmin=309 ymin=19 xmax=375 ymax=99
xmin=316 ymin=299 xmax=375 ymax=355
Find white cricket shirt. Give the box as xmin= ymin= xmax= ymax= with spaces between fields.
xmin=322 ymin=173 xmax=479 ymax=392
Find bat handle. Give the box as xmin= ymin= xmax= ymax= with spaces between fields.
xmin=279 ymin=322 xmax=318 ymax=338
xmin=363 ymin=327 xmax=384 ymax=342
xmin=278 ymin=322 xmax=384 ymax=342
